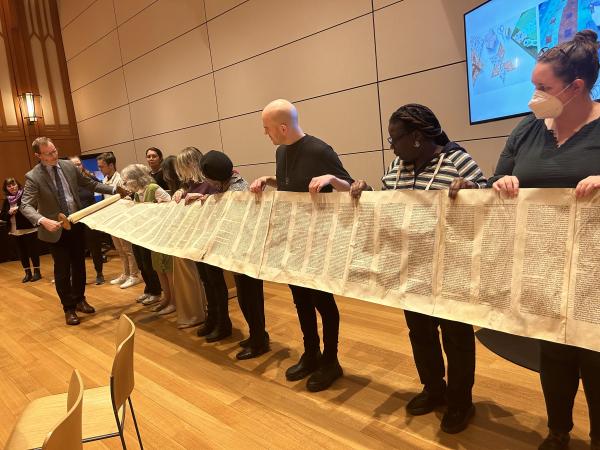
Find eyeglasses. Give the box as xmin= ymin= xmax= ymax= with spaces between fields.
xmin=387 ymin=131 xmax=412 ymax=145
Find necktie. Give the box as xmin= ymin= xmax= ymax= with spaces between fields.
xmin=52 ymin=165 xmax=70 ymax=215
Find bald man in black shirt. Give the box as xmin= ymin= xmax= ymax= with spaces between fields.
xmin=251 ymin=99 xmax=353 ymax=392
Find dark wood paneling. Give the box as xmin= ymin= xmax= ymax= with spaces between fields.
xmin=0 ymin=0 xmax=81 ymax=183
xmin=0 ymin=139 xmax=31 ymax=183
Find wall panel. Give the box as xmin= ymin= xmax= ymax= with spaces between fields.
xmin=214 ymin=15 xmax=376 ymax=118
xmin=117 ymin=0 xmax=206 ymax=64
xmin=58 ymin=0 xmax=514 ymax=183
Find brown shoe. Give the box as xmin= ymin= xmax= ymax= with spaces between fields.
xmin=76 ymin=300 xmax=96 ymax=314
xmin=539 ymin=431 xmax=570 ymax=450
xmin=65 ymin=311 xmax=80 ymax=326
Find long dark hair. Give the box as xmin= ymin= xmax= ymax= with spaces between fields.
xmin=389 ymin=103 xmax=450 ymax=146
xmin=162 ymin=155 xmax=181 ymax=192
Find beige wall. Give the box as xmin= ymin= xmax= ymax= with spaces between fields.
xmin=58 ymin=0 xmax=522 ymax=187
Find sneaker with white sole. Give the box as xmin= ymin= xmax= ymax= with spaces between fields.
xmin=157 ymin=304 xmax=176 ymax=315
xmin=120 ymin=276 xmax=142 ymax=289
xmin=110 ymin=274 xmax=128 ymax=285
xmin=136 ymin=293 xmax=150 ymax=303
xmin=142 ymin=295 xmax=161 ymax=306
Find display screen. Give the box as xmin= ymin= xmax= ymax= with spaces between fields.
xmin=465 ymin=0 xmax=600 ymax=124
xmin=79 ymin=153 xmax=104 ymax=203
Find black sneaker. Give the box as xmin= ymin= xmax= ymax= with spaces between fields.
xmin=538 ymin=431 xmax=570 ymax=450
xmin=441 ymin=404 xmax=475 ymax=434
xmin=285 ymin=351 xmax=321 ymax=381
xmin=406 ymin=389 xmax=446 ymax=416
xmin=306 ymin=359 xmax=343 ymax=392
xmin=95 ymin=274 xmax=105 ymax=285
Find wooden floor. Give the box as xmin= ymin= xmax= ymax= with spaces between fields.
xmin=0 ymin=254 xmax=592 ymax=449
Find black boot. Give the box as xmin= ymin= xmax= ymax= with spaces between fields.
xmin=31 ymin=268 xmax=42 ymax=282
xmin=406 ymin=389 xmax=446 ymax=416
xmin=197 ymin=320 xmax=215 ymax=337
xmin=441 ymin=404 xmax=475 ymax=434
xmin=538 ymin=431 xmax=570 ymax=450
xmin=205 ymin=319 xmax=232 ymax=343
xmin=286 ymin=351 xmax=321 ymax=381
xmin=306 ymin=358 xmax=343 ymax=392
xmin=22 ymin=269 xmax=32 ymax=283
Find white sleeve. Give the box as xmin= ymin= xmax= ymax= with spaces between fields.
xmin=155 ymin=187 xmax=171 ymax=203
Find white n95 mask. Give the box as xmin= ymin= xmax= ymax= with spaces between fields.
xmin=528 ymin=84 xmax=573 ymax=119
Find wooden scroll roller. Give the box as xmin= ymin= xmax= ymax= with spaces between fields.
xmin=57 ymin=213 xmax=71 ymax=230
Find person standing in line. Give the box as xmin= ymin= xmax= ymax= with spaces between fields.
xmin=1 ymin=177 xmax=41 ymax=282
xmin=68 ymin=156 xmax=105 ymax=285
xmin=96 ymin=152 xmax=142 ymax=291
xmin=250 ymin=99 xmax=354 ymax=392
xmin=454 ymin=30 xmax=600 ymax=450
xmin=121 ymin=164 xmax=175 ymax=315
xmin=200 ymin=150 xmax=270 ymax=359
xmin=146 ymin=147 xmax=169 ymax=191
xmin=351 ymin=104 xmax=486 ymax=434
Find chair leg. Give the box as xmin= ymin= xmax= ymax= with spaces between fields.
xmin=128 ymin=397 xmax=144 ymax=450
xmin=113 ymin=403 xmax=128 ymax=450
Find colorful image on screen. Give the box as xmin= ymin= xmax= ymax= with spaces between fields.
xmin=465 ymin=0 xmax=600 ymax=124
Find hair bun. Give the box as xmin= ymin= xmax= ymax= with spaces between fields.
xmin=574 ymin=29 xmax=598 ymax=44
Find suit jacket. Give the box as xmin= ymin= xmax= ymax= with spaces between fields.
xmin=20 ymin=160 xmax=114 ymax=243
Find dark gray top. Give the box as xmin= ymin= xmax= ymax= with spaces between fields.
xmin=490 ymin=114 xmax=600 ymax=188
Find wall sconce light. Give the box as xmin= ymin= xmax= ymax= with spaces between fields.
xmin=18 ymin=92 xmax=43 ymax=123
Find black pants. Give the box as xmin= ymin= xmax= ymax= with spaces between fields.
xmin=48 ymin=223 xmax=86 ymax=312
xmin=404 ymin=310 xmax=475 ymax=409
xmin=196 ymin=262 xmax=230 ymax=331
xmin=234 ymin=273 xmax=266 ymax=348
xmin=13 ymin=233 xmax=40 ymax=270
xmin=540 ymin=340 xmax=600 ymax=439
xmin=132 ymin=244 xmax=161 ymax=295
xmin=288 ymin=285 xmax=339 ymax=362
xmin=83 ymin=224 xmax=103 ymax=275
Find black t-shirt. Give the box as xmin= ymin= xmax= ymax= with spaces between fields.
xmin=491 ymin=114 xmax=600 ymax=188
xmin=275 ymin=135 xmax=353 ymax=192
xmin=151 ymin=168 xmax=169 ymax=191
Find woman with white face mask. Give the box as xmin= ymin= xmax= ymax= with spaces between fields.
xmin=458 ymin=29 xmax=600 ymax=450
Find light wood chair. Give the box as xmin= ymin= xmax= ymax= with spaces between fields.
xmin=5 ymin=369 xmax=84 ymax=450
xmin=80 ymin=314 xmax=143 ymax=449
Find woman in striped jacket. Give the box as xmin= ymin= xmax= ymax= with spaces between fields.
xmin=351 ymin=104 xmax=486 ymax=434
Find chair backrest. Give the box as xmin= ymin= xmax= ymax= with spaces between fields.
xmin=111 ymin=314 xmax=136 ymax=410
xmin=42 ymin=369 xmax=84 ymax=450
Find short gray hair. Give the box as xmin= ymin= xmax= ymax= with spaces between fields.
xmin=121 ymin=164 xmax=154 ymax=191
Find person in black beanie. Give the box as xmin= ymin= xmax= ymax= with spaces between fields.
xmin=198 ymin=151 xmax=269 ymax=359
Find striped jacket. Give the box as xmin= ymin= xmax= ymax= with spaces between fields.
xmin=381 ymin=142 xmax=487 ymax=191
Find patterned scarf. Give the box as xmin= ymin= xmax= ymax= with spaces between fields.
xmin=8 ymin=188 xmax=23 ymax=207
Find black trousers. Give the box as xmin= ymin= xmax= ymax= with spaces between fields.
xmin=404 ymin=310 xmax=475 ymax=409
xmin=13 ymin=233 xmax=40 ymax=269
xmin=83 ymin=224 xmax=103 ymax=275
xmin=48 ymin=223 xmax=86 ymax=312
xmin=540 ymin=340 xmax=600 ymax=439
xmin=131 ymin=244 xmax=161 ymax=295
xmin=196 ymin=262 xmax=230 ymax=331
xmin=288 ymin=285 xmax=339 ymax=362
xmin=234 ymin=273 xmax=266 ymax=348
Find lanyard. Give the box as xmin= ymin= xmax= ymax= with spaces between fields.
xmin=394 ymin=153 xmax=446 ymax=191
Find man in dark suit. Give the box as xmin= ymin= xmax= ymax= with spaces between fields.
xmin=20 ymin=137 xmax=123 ymax=325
